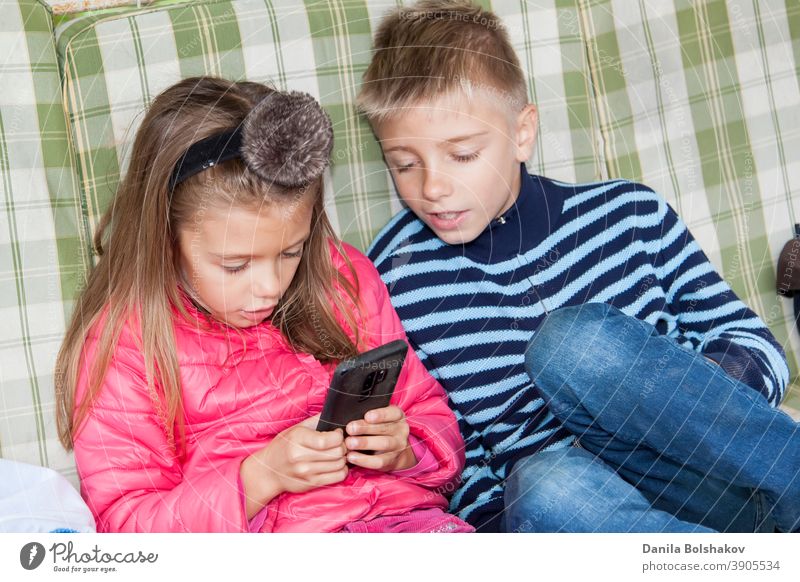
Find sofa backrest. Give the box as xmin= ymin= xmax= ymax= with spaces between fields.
xmin=55 ymin=0 xmax=611 ymax=245
xmin=55 ymin=0 xmax=800 ymax=408
xmin=2 ymin=0 xmax=799 ymax=484
xmin=580 ymin=0 xmax=800 ymax=369
xmin=1 ymin=0 xmax=87 ymax=485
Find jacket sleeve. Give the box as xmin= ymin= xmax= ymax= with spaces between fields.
xmin=349 ymin=245 xmax=466 ymax=489
xmin=73 ymin=334 xmax=249 ymax=533
xmin=649 ymin=191 xmax=789 ymax=406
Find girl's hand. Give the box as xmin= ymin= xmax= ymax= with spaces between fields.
xmin=240 ymin=414 xmax=348 ymax=517
xmin=344 ymin=405 xmax=417 ymax=472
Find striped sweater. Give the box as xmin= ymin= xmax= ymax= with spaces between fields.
xmin=367 ymin=164 xmax=789 ymax=531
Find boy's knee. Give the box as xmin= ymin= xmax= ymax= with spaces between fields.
xmin=525 ymin=302 xmax=625 ymax=383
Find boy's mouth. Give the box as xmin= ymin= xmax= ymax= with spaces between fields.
xmin=428 ymin=210 xmax=468 ymax=230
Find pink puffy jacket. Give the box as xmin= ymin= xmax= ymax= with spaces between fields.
xmin=73 ymin=243 xmax=465 ymax=532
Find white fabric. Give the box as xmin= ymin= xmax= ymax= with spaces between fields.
xmin=0 ymin=459 xmax=95 ymax=532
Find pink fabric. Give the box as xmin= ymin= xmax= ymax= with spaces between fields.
xmin=391 ymin=434 xmax=438 ymax=478
xmin=73 ymin=242 xmax=465 ymax=532
xmin=238 ymin=474 xmax=269 ymax=533
xmin=240 ymin=433 xmax=437 ymax=532
xmin=341 ymin=507 xmax=474 ymax=533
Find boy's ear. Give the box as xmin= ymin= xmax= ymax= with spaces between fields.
xmin=514 ymin=104 xmax=538 ymax=162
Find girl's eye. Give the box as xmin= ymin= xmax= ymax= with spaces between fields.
xmin=223 ymin=263 xmax=249 ymax=274
xmin=453 ymin=152 xmax=479 ymax=163
xmin=282 ymin=248 xmax=303 ymax=259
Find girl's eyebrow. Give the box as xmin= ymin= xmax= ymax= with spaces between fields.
xmin=383 ymin=131 xmax=488 ymax=153
xmin=210 ymin=233 xmax=310 ymax=259
xmin=281 ymin=233 xmax=310 ymax=251
xmin=211 ymin=252 xmax=252 ymax=260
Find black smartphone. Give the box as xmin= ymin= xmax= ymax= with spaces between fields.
xmin=316 ymin=339 xmax=408 ymax=435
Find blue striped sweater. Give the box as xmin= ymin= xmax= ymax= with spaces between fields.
xmin=367 ymin=165 xmax=788 ymax=531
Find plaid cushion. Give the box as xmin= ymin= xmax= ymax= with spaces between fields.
xmin=55 ymin=0 xmax=800 ymax=410
xmin=49 ymin=1 xmax=151 ymax=16
xmin=0 ymin=0 xmax=86 ymax=486
xmin=3 ymin=0 xmax=797 ymax=482
xmin=579 ymin=0 xmax=800 ymax=410
xmin=55 ymin=0 xmax=598 ymax=249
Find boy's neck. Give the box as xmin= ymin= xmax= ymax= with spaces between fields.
xmin=493 ymin=164 xmax=523 ymax=224
xmin=461 ymin=165 xmax=564 ymax=263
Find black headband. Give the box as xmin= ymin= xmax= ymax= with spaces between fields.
xmin=167 ymin=90 xmax=334 ymax=193
xmin=169 ymin=128 xmax=243 ymax=192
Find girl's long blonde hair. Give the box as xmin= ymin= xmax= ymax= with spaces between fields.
xmin=55 ymin=76 xmax=361 ymax=453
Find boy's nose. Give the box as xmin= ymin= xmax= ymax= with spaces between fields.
xmin=421 ymin=168 xmax=450 ymax=201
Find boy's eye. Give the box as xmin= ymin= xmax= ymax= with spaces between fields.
xmin=223 ymin=263 xmax=249 ymax=274
xmin=392 ymin=161 xmax=417 ymax=174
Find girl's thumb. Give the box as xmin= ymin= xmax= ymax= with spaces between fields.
xmin=299 ymin=413 xmax=322 ymax=429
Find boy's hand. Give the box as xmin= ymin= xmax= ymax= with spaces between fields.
xmin=345 ymin=405 xmax=417 ymax=472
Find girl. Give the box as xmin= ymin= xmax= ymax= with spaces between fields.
xmin=54 ymin=76 xmax=471 ymax=533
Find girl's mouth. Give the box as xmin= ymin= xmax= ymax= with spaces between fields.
xmin=240 ymin=306 xmax=275 ymax=322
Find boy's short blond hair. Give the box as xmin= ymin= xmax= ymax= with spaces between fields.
xmin=357 ymin=0 xmax=528 ymax=123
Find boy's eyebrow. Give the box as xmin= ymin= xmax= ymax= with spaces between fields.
xmin=382 ymin=131 xmax=488 ymax=153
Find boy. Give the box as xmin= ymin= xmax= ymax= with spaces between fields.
xmin=359 ymin=0 xmax=799 ymax=532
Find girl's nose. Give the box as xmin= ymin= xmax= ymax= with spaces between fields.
xmin=252 ymin=269 xmax=281 ymax=299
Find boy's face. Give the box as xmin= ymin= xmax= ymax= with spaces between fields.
xmin=373 ymin=91 xmax=538 ymax=245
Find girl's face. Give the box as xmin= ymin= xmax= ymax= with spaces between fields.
xmin=177 ymin=198 xmax=312 ymax=328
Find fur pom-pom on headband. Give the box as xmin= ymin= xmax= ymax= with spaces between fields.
xmin=169 ymin=90 xmax=334 ymax=191
xmin=242 ymin=92 xmax=334 ymax=189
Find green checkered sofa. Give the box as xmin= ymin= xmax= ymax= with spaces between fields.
xmin=3 ymin=0 xmax=800 ymax=488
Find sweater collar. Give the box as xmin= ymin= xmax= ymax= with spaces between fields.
xmin=462 ymin=164 xmax=563 ymax=262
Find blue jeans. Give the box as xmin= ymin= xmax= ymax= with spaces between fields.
xmin=504 ymin=303 xmax=800 ymax=533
